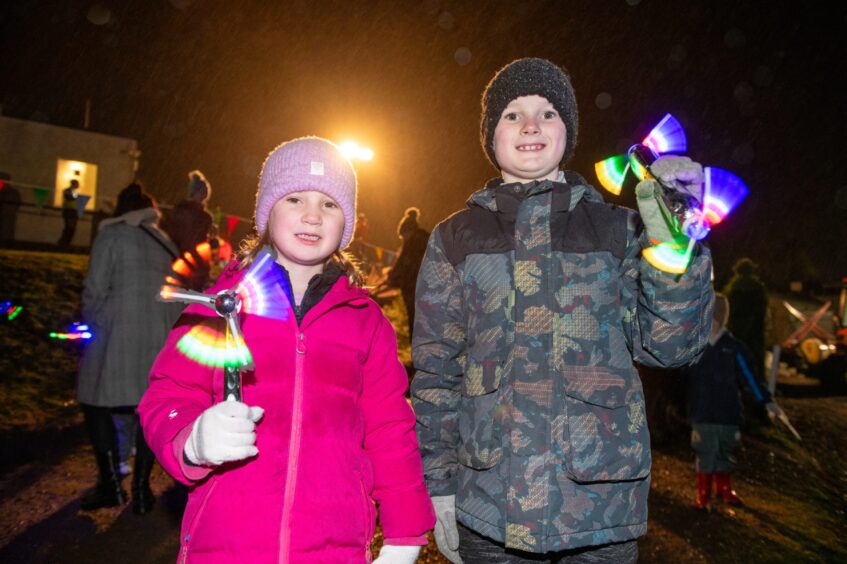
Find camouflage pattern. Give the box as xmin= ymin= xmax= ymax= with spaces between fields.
xmin=411 ymin=177 xmax=714 ymax=553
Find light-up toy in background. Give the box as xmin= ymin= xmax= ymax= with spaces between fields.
xmin=158 ymin=249 xmax=290 ymax=402
xmin=594 ymin=114 xmax=749 ymax=274
xmin=2 ymin=300 xmax=23 ymax=321
xmin=50 ymin=321 xmax=93 ymax=340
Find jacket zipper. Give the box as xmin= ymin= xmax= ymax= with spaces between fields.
xmin=359 ymin=478 xmax=375 ymax=562
xmin=179 ymin=479 xmax=217 ymax=563
xmin=278 ymin=331 xmax=306 ymax=563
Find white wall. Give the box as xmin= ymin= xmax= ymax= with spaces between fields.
xmin=0 ymin=116 xmax=138 ymax=246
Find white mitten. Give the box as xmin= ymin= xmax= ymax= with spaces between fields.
xmin=184 ymin=400 xmax=264 ymax=466
xmin=372 ymin=544 xmax=421 ymax=564
xmin=432 ymin=495 xmax=462 ymax=563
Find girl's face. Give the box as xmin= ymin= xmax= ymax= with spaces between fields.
xmin=269 ymin=190 xmax=345 ymax=273
xmin=493 ymin=94 xmax=566 ymax=184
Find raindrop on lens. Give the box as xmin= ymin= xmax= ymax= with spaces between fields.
xmin=595 ymin=92 xmax=612 ymax=110
xmin=454 ymin=47 xmax=472 ymax=66
xmin=724 ymin=28 xmax=746 ymax=49
xmin=732 ymin=143 xmax=754 ymax=165
xmin=87 ymin=4 xmax=111 ymax=26
xmin=438 ymin=11 xmax=455 ymax=30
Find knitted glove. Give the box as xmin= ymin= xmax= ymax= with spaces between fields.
xmin=372 ymin=544 xmax=421 ymax=564
xmin=636 ymin=155 xmax=705 ymax=246
xmin=184 ymin=401 xmax=264 ymax=466
xmin=649 ymin=155 xmax=704 ymax=205
xmin=432 ymin=495 xmax=462 ymax=563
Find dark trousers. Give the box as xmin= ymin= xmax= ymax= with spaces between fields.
xmin=457 ymin=524 xmax=638 ymax=564
xmin=81 ymin=404 xmax=118 ymax=456
xmin=58 ymin=210 xmax=78 ymax=247
xmin=81 ymin=404 xmax=155 ymax=472
xmin=691 ymin=423 xmax=740 ymax=473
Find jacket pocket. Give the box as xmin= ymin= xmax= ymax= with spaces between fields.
xmin=562 ymin=366 xmax=650 ymax=483
xmin=457 ymin=353 xmax=504 ymax=469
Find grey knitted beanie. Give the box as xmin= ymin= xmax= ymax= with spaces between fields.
xmin=480 ymin=57 xmax=578 ymax=169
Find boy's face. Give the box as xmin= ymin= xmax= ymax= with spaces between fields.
xmin=493 ymin=95 xmax=566 ymax=184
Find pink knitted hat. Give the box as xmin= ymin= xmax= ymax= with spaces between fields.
xmin=255 ymin=137 xmax=357 ymax=248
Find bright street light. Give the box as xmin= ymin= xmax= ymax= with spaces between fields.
xmin=338 ymin=141 xmax=374 ymax=161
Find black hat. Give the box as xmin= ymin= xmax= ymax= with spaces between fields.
xmin=398 ymin=207 xmax=420 ymax=237
xmin=480 ymin=57 xmax=578 ymax=170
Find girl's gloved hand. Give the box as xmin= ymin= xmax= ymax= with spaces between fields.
xmin=184 ymin=401 xmax=264 ymax=466
xmin=373 ymin=544 xmax=421 ymax=564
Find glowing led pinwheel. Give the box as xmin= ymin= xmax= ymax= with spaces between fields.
xmin=159 ymin=249 xmax=290 ymax=401
xmin=594 ymin=114 xmax=687 ymax=196
xmin=50 ymin=321 xmax=93 ymax=341
xmin=2 ymin=300 xmax=22 ymax=321
xmin=594 ymin=113 xmax=749 ymax=274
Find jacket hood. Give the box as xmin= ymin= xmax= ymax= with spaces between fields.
xmin=466 ymin=170 xmax=604 ymax=214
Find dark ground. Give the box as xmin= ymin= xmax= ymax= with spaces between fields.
xmin=1 ymin=249 xmax=845 ymax=563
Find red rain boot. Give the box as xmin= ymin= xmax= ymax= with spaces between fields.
xmin=714 ymin=472 xmax=743 ymax=505
xmin=695 ymin=472 xmax=712 ymax=510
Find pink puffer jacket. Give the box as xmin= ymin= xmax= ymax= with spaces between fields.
xmin=139 ymin=265 xmax=434 ymax=563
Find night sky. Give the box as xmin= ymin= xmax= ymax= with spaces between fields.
xmin=1 ymin=0 xmax=845 ymax=290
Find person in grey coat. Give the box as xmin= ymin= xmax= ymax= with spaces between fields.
xmin=76 ymin=182 xmax=182 ymax=513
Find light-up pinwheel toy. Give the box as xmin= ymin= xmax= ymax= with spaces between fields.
xmin=594 ymin=114 xmax=749 ymax=274
xmin=2 ymin=300 xmax=23 ymax=321
xmin=158 ymin=249 xmax=290 ymax=402
xmin=49 ymin=321 xmax=92 ymax=340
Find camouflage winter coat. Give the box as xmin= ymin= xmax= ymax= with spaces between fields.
xmin=411 ymin=173 xmax=714 ymax=553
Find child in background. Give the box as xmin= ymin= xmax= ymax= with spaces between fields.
xmin=687 ymin=292 xmax=782 ymax=510
xmin=139 ymin=137 xmax=434 ymax=563
xmin=411 ymin=57 xmax=714 ymax=563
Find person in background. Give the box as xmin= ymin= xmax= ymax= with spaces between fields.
xmin=376 ymin=207 xmax=430 ymax=335
xmin=347 ymin=211 xmax=384 ymax=284
xmin=57 ymin=179 xmax=80 ymax=248
xmin=161 ymin=170 xmax=215 ymax=289
xmin=723 ymin=257 xmax=769 ymax=380
xmin=139 ymin=137 xmax=434 ymax=563
xmin=687 ymin=292 xmax=783 ymax=509
xmin=411 ymin=57 xmax=714 ymax=563
xmin=76 ymin=182 xmax=182 ymax=514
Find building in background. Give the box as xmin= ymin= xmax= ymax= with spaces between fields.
xmin=0 ymin=115 xmax=138 ymax=248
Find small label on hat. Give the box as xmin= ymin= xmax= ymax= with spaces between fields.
xmin=310 ymin=161 xmax=325 ymax=176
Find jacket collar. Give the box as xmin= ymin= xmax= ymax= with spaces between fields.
xmin=466 ymin=170 xmax=604 ymax=217
xmin=298 ymin=276 xmax=370 ymax=329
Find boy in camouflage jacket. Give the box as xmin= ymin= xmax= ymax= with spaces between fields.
xmin=411 ymin=58 xmax=714 ymax=563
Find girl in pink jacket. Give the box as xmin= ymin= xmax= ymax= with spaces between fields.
xmin=139 ymin=137 xmax=435 ymax=563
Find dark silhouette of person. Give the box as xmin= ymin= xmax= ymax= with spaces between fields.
xmin=347 ymin=212 xmax=382 ymax=282
xmin=57 ymin=179 xmax=80 ymax=247
xmin=161 ymin=170 xmax=215 ymax=289
xmin=379 ymin=207 xmax=430 ymax=334
xmin=723 ymin=257 xmax=769 ymax=379
xmin=0 ymin=173 xmax=21 ymax=244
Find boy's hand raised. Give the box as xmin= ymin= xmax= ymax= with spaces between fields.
xmin=184 ymin=401 xmax=264 ymax=466
xmin=636 ymin=156 xmax=705 ymax=247
xmin=650 ymin=155 xmax=704 ymax=205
